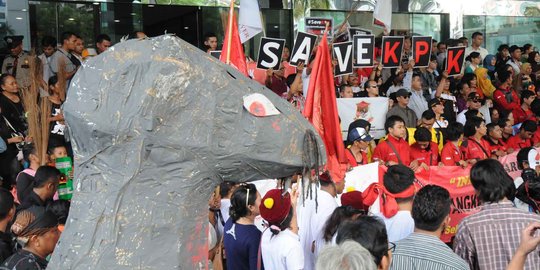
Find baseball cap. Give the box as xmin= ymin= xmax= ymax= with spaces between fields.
xmin=395 ymin=88 xmax=411 ymax=98
xmin=347 ymin=127 xmax=373 ymax=142
xmin=467 ymin=92 xmax=482 ymax=102
xmin=428 ymin=98 xmax=444 ymax=108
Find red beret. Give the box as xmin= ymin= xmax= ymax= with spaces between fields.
xmin=341 ymin=191 xmax=369 ymax=212
xmin=259 ymin=189 xmax=292 ymax=224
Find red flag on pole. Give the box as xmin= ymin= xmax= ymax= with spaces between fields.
xmin=220 ymin=1 xmax=248 ymax=77
xmin=303 ymin=33 xmax=347 ymax=183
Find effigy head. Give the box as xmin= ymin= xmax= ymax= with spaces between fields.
xmin=48 ymin=35 xmax=325 ymax=269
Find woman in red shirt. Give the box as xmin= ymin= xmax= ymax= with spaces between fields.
xmin=461 ymin=116 xmax=491 ymax=163
xmin=345 ymin=125 xmax=373 ymax=167
xmin=441 ymin=122 xmax=467 ymax=167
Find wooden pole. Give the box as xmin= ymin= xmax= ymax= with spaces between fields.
xmin=226 ymin=0 xmax=235 ymax=64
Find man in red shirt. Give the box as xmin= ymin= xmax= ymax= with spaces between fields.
xmin=512 ymin=90 xmax=536 ymax=124
xmin=373 ymin=115 xmax=413 ymax=167
xmin=441 ymin=122 xmax=467 ymax=167
xmin=410 ymin=127 xmax=439 ymax=167
xmin=493 ymin=69 xmax=520 ymax=115
xmin=507 ymin=120 xmax=537 ymax=149
xmin=461 ymin=116 xmax=491 ymax=163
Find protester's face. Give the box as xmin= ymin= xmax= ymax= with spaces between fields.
xmin=335 ymin=180 xmax=345 ymax=195
xmin=470 ymin=77 xmax=477 ymax=87
xmin=417 ymin=141 xmax=430 ymax=149
xmin=491 ymin=109 xmax=499 ymax=122
xmin=1 ymin=75 xmax=18 ymax=93
xmin=36 ymin=227 xmax=61 ymax=256
xmin=489 ymin=126 xmax=503 ymax=139
xmin=525 ymin=95 xmax=536 ymax=106
xmin=355 ymin=140 xmax=369 ymax=150
xmin=205 ymin=37 xmax=218 ymax=50
xmin=522 ymin=130 xmax=534 ymax=139
xmin=432 ymin=42 xmax=438 ymax=54
xmin=469 ymin=99 xmax=481 ymax=110
xmin=43 ymin=45 xmax=55 ymax=57
xmin=428 ymin=60 xmax=437 ymax=70
xmin=502 ymin=49 xmax=509 ymax=57
xmin=438 ymin=44 xmax=446 ymax=53
xmin=420 ymin=118 xmax=435 ymax=130
xmin=512 ymin=49 xmax=522 ymax=60
xmin=348 ymin=74 xmax=359 ymax=86
xmin=366 ymin=82 xmax=379 ymax=96
xmin=535 ymin=53 xmax=540 ymax=63
xmin=390 ymin=122 xmax=406 ymax=138
xmin=525 ymin=65 xmax=533 ymax=75
xmin=503 ymin=121 xmax=513 ymax=135
xmin=473 ymin=35 xmax=483 ymax=47
xmin=433 ymin=103 xmax=444 ymax=114
xmin=75 ymin=38 xmax=84 ymax=54
xmin=476 ymin=122 xmax=487 ymax=136
xmin=52 ymin=147 xmax=68 ymax=159
xmin=412 ymin=76 xmax=422 ymax=90
xmin=397 ymin=95 xmax=409 ymax=106
xmin=461 ymin=84 xmax=471 ymax=96
xmin=282 ymin=47 xmax=290 ymax=61
xmin=491 ymin=57 xmax=496 ymax=66
xmin=472 ymin=57 xmax=481 ymax=65
xmin=97 ymin=40 xmax=111 ymax=53
xmin=65 ymin=35 xmax=77 ymax=51
xmin=251 ymin=192 xmax=261 ymax=216
xmin=404 ymin=39 xmax=411 ymax=50
xmin=340 ymin=87 xmax=354 ymax=98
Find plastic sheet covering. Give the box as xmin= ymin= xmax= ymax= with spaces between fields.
xmin=47 ymin=35 xmax=326 ymax=269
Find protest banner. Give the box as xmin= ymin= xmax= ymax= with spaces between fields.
xmin=381 ymin=37 xmax=404 ymax=68
xmin=353 ymin=35 xmax=375 ymax=68
xmin=445 ymin=46 xmax=466 ymax=76
xmin=289 ymin=31 xmax=318 ymax=66
xmin=305 ymin=17 xmax=333 ymax=39
xmin=416 ymin=166 xmax=479 ymax=243
xmin=349 ymin=27 xmax=372 ymax=37
xmin=336 ymin=97 xmax=389 ymax=139
xmin=210 ymin=50 xmax=221 ymax=59
xmin=256 ymin=37 xmax=285 ymax=70
xmin=412 ymin=36 xmax=432 ymax=67
xmin=333 ymin=41 xmax=353 ymax=76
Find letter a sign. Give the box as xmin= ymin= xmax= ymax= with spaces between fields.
xmin=289 ymin=31 xmax=318 ymax=66
xmin=333 ymin=41 xmax=353 ymax=76
xmin=446 ymin=46 xmax=466 ymax=77
xmin=412 ymin=36 xmax=432 ymax=67
xmin=256 ymin=37 xmax=285 ymax=70
xmin=381 ymin=37 xmax=404 ymax=68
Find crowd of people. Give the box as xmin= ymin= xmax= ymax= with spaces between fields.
xmin=206 ymin=31 xmax=540 ymax=270
xmin=0 ymin=27 xmax=540 ymax=269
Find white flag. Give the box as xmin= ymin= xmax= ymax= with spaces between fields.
xmin=373 ymin=0 xmax=392 ymax=32
xmin=238 ymin=0 xmax=263 ymax=43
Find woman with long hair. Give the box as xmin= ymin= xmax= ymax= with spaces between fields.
xmin=223 ymin=183 xmax=262 ymax=270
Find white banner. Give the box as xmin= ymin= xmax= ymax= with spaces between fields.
xmin=336 ymin=97 xmax=389 ymax=140
xmin=238 ymin=0 xmax=263 ymax=43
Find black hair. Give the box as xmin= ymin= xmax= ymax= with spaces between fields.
xmin=497 ymin=117 xmax=511 ymax=129
xmin=41 ymin=36 xmax=57 ymax=48
xmin=470 ymin=159 xmax=516 ymax=203
xmin=61 ymin=31 xmax=76 ymax=44
xmin=412 ymin=185 xmax=451 ymax=232
xmin=455 ymin=80 xmax=469 ymax=97
xmin=421 ymin=110 xmax=435 ymax=120
xmin=96 ymin=34 xmax=111 ymax=43
xmin=22 ymin=143 xmax=37 ymax=163
xmin=464 ymin=108 xmax=480 ymax=120
xmin=446 ymin=122 xmax=464 ymax=142
xmin=509 ymin=45 xmax=521 ymax=53
xmin=269 ymin=206 xmax=293 ymax=236
xmin=517 ymin=147 xmax=535 ymax=170
xmin=516 ymin=175 xmax=540 ymax=212
xmin=459 ymin=37 xmax=468 ymax=42
xmin=204 ymin=32 xmax=217 ymax=42
xmin=523 ymin=44 xmax=533 ymax=52
xmin=461 ymin=73 xmax=477 ymax=87
xmin=383 ymin=165 xmax=415 ymax=202
xmin=414 ymin=127 xmax=431 ymax=142
xmin=0 ymin=188 xmax=14 ymax=220
xmin=531 ymin=98 xmax=540 ymax=117
xmin=412 ymin=72 xmax=421 ymax=80
xmin=319 ymin=171 xmax=334 ymax=187
xmin=219 ymin=181 xmax=236 ymax=198
xmin=323 ymin=206 xmax=363 ymax=242
xmin=498 ymin=44 xmax=509 ymax=52
xmin=437 ymin=42 xmax=446 ymax=49
xmin=486 ymin=122 xmax=499 ymax=135
xmin=432 ymin=39 xmax=438 ymax=43
xmin=46 ymin=200 xmax=70 ymax=224
xmin=34 ymin=166 xmax=61 ymax=188
xmin=0 ymin=74 xmax=13 ymax=89
xmin=464 ymin=116 xmax=484 ymax=137
xmin=384 ymin=115 xmax=405 ymax=134
xmin=498 ymin=69 xmax=512 ymax=83
xmin=471 ymin=32 xmax=483 ymax=39
xmin=229 ymin=183 xmax=257 ymax=222
xmin=465 ymin=52 xmax=481 ymax=62
xmin=286 ymin=74 xmax=297 ymax=87
xmin=336 ymin=216 xmax=389 ymax=266
xmin=520 ymin=90 xmax=536 ymax=104
xmin=47 ymin=75 xmax=59 ymax=95
xmin=521 ymin=120 xmax=538 ymax=133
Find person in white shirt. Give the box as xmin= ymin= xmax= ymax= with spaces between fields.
xmin=464 ymin=32 xmax=488 ymax=62
xmin=457 ymin=92 xmax=483 ymax=125
xmin=507 ymin=45 xmax=523 ymax=75
xmin=38 ymin=36 xmax=57 ymax=97
xmin=297 ymin=171 xmax=343 ymax=270
xmin=260 ymin=188 xmax=303 ymax=270
xmin=364 ymin=164 xmax=417 ymax=242
xmin=408 ymin=73 xmax=429 ymax=119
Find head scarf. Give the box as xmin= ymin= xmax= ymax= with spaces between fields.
xmin=475 ymin=67 xmax=496 ymax=98
xmin=362 ymin=182 xmax=417 ymax=218
xmin=483 ymin=54 xmax=496 ymax=72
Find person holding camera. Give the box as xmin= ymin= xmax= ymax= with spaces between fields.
xmin=514 ymin=147 xmax=540 ymax=213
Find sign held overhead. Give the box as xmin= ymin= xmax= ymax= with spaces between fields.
xmin=381 ymin=36 xmax=404 ymax=68
xmin=289 ymin=31 xmax=318 ymax=67
xmin=333 ymin=41 xmax=354 ymax=76
xmin=256 ymin=37 xmax=285 ymax=70
xmin=353 ymin=35 xmax=375 ymax=68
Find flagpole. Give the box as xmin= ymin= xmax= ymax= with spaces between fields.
xmin=226 ymin=0 xmax=234 ymax=64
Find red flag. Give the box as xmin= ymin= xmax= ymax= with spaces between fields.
xmin=220 ymin=2 xmax=248 ymax=77
xmin=303 ymin=34 xmax=347 ymax=182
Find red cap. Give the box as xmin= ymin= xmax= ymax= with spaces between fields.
xmin=259 ymin=189 xmax=292 ymax=224
xmin=340 ymin=191 xmax=369 ymax=212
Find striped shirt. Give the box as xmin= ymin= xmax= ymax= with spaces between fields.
xmin=390 ymin=233 xmax=469 ymax=270
xmin=453 ymin=201 xmax=540 ymax=270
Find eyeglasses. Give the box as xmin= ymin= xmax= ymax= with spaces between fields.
xmin=368 ymin=85 xmax=378 ymax=88
xmin=388 ymin=242 xmax=396 ymax=253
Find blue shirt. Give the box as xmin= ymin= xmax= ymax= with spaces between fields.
xmin=223 ymin=219 xmax=263 ymax=270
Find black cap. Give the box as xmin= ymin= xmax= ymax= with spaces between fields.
xmin=395 ymin=88 xmax=411 ymax=98
xmin=428 ymin=98 xmax=444 ymax=108
xmin=4 ymin=36 xmax=23 ymax=49
xmin=467 ymin=92 xmax=481 ymax=102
